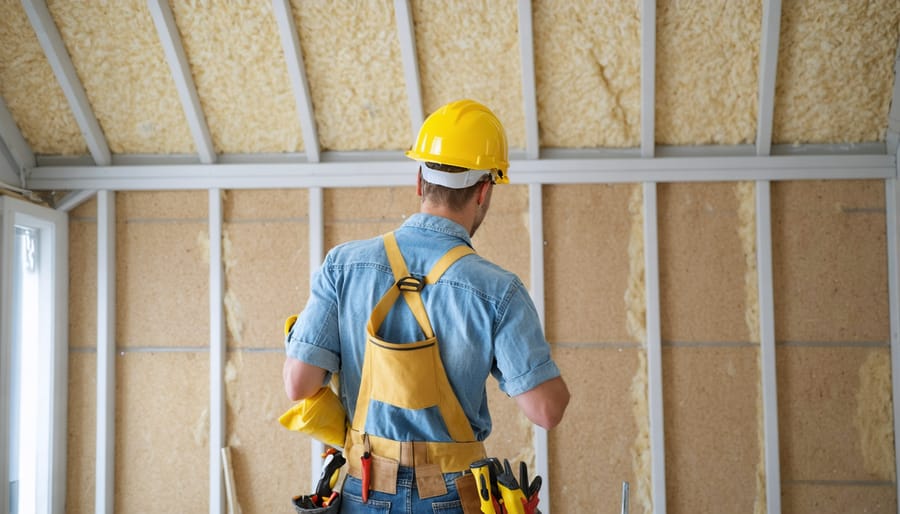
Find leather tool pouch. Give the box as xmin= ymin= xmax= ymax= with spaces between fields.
xmin=415 ymin=463 xmax=448 ymax=499
xmin=455 ymin=473 xmax=481 ymax=514
xmin=290 ymin=494 xmax=342 ymax=513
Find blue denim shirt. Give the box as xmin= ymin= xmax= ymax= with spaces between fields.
xmin=285 ymin=213 xmax=560 ymax=442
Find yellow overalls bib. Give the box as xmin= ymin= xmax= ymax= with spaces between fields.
xmin=344 ymin=232 xmax=486 ymax=499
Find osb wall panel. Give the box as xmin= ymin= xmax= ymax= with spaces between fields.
xmin=774 ymin=0 xmax=900 ymax=144
xmin=170 ymin=0 xmax=303 ymax=153
xmin=116 ymin=352 xmax=208 ymax=513
xmin=223 ymin=189 xmax=309 ymax=349
xmin=323 ymin=187 xmax=420 ymax=250
xmin=411 ymin=0 xmax=525 ymax=149
xmin=656 ymin=1 xmax=761 ymax=145
xmin=226 ymin=352 xmax=307 ymax=514
xmin=0 ymin=0 xmax=85 ymax=154
xmin=471 ymin=184 xmax=530 ymax=286
xmin=551 ymin=347 xmax=641 ymax=514
xmin=771 ymin=180 xmax=888 ymax=343
xmin=290 ymin=0 xmax=409 ymax=150
xmin=658 ymin=183 xmax=751 ymax=342
xmin=778 ymin=347 xmax=895 ymax=482
xmin=543 ymin=184 xmax=634 ymax=343
xmin=781 ymin=483 xmax=896 ymax=514
xmin=532 ymin=0 xmax=641 ymax=148
xmin=69 ymin=197 xmax=97 ymax=348
xmin=66 ymin=352 xmax=96 ymax=514
xmin=663 ymin=347 xmax=761 ymax=514
xmin=117 ymin=191 xmax=208 ymax=347
xmin=48 ymin=0 xmax=193 ymax=153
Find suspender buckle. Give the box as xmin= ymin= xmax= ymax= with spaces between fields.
xmin=397 ymin=275 xmax=425 ymax=292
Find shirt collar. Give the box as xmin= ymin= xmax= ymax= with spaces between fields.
xmin=402 ymin=213 xmax=473 ymax=246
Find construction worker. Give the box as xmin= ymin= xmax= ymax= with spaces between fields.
xmin=283 ymin=99 xmax=570 ymax=513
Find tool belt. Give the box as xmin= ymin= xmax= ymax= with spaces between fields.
xmin=344 ymin=430 xmax=485 ymax=498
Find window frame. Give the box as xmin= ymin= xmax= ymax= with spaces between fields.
xmin=0 ymin=195 xmax=68 ymax=514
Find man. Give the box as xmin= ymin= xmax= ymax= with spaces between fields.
xmin=283 ymin=99 xmax=569 ymax=513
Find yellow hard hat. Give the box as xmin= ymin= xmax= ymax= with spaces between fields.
xmin=406 ymin=99 xmax=509 ymax=185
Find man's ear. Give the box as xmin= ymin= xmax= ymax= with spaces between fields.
xmin=476 ymin=180 xmax=492 ymax=205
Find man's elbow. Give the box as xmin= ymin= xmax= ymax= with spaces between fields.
xmin=517 ymin=376 xmax=571 ymax=429
xmin=532 ymin=390 xmax=570 ymax=429
xmin=283 ymin=357 xmax=326 ymax=401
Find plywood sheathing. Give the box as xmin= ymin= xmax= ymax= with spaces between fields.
xmin=0 ymin=0 xmax=86 ymax=155
xmin=545 ymin=184 xmax=650 ymax=514
xmin=290 ymin=0 xmax=409 ymax=151
xmin=774 ymin=0 xmax=900 ymax=144
xmin=117 ymin=191 xmax=208 ymax=347
xmin=47 ymin=0 xmax=194 ymax=154
xmin=323 ymin=186 xmax=420 ymax=250
xmin=663 ymin=347 xmax=761 ymax=513
xmin=778 ymin=347 xmax=895 ymax=482
xmin=170 ymin=0 xmax=303 ymax=153
xmin=782 ymin=482 xmax=897 ymax=514
xmin=222 ymin=189 xmax=309 ymax=348
xmin=69 ymin=196 xmax=97 ymax=348
xmin=658 ymin=183 xmax=752 ymax=342
xmin=225 ymin=351 xmax=308 ymax=514
xmin=655 ymin=1 xmax=761 ymax=145
xmin=116 ymin=352 xmax=208 ymax=513
xmin=410 ymin=0 xmax=525 ymax=150
xmin=66 ymin=339 xmax=97 ymax=514
xmin=772 ymin=180 xmax=888 ymax=342
xmin=533 ymin=0 xmax=641 ymax=148
xmin=543 ymin=184 xmax=634 ymax=343
xmin=551 ymin=347 xmax=642 ymax=514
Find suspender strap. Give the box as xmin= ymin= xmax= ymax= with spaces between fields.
xmin=367 ymin=232 xmax=474 ymax=338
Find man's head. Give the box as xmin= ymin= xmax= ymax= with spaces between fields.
xmin=406 ymin=100 xmax=508 ymax=235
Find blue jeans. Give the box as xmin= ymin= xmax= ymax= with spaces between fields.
xmin=340 ymin=467 xmax=464 ymax=514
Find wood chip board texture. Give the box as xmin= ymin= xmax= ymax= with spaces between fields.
xmin=0 ymin=0 xmax=85 ymax=154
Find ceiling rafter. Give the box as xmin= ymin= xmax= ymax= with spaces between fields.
xmin=640 ymin=0 xmax=656 ymax=158
xmin=147 ymin=0 xmax=216 ymax=164
xmin=756 ymin=0 xmax=782 ymax=156
xmin=0 ymin=96 xmax=33 ymax=186
xmin=517 ymin=0 xmax=539 ymax=160
xmin=394 ymin=0 xmax=424 ymax=135
xmin=22 ymin=0 xmax=111 ymax=166
xmin=272 ymin=0 xmax=320 ymax=163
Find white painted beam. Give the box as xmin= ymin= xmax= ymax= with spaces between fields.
xmin=272 ymin=0 xmax=320 ymax=163
xmin=54 ymin=190 xmax=97 ymax=212
xmin=25 ymin=154 xmax=896 ymax=191
xmin=756 ymin=0 xmax=782 ymax=156
xmin=95 ymin=190 xmax=115 ymax=514
xmin=643 ymin=182 xmax=666 ymax=514
xmin=22 ymin=0 xmax=111 ymax=166
xmin=147 ymin=0 xmax=216 ymax=164
xmin=394 ymin=0 xmax=424 ymax=134
xmin=308 ymin=187 xmax=325 ymax=488
xmin=0 ymin=95 xmax=35 ymax=180
xmin=886 ymin=177 xmax=900 ymax=514
xmin=756 ymin=181 xmax=782 ymax=514
xmin=528 ymin=184 xmax=550 ymax=513
xmin=208 ymin=189 xmax=225 ymax=514
xmin=518 ymin=0 xmax=540 ymax=160
xmin=640 ymin=0 xmax=656 ymax=157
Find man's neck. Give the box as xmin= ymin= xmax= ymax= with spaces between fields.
xmin=420 ymin=203 xmax=474 ymax=236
